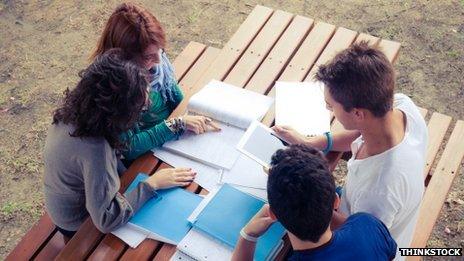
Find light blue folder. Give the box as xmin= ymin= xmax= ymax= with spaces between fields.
xmin=125 ymin=173 xmax=203 ymax=244
xmin=192 ymin=184 xmax=286 ymax=261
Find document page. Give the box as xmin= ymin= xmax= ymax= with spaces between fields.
xmin=275 ymin=81 xmax=331 ymax=136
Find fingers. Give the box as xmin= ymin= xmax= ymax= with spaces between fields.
xmin=176 ymin=181 xmax=192 ymax=187
xmin=206 ymin=119 xmax=221 ymax=132
xmin=174 ymin=167 xmax=193 ymax=172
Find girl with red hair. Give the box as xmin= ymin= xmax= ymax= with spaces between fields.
xmin=91 ymin=2 xmax=219 ymax=162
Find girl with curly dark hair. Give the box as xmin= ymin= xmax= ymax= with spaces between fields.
xmin=91 ymin=2 xmax=220 ymax=162
xmin=43 ymin=49 xmax=196 ymax=238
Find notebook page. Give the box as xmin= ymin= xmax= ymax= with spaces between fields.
xmin=275 ymin=81 xmax=331 ymax=136
xmin=220 ymin=154 xmax=268 ymax=190
xmin=177 ymin=228 xmax=233 ymax=261
xmin=162 ymin=122 xmax=243 ymax=170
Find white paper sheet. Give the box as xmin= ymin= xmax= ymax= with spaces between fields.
xmin=177 ymin=228 xmax=233 ymax=261
xmin=275 ymin=81 xmax=331 ymax=136
xmin=111 ymin=224 xmax=149 ymax=248
xmin=221 ymin=154 xmax=268 ymax=190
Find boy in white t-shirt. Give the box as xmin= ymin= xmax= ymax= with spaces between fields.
xmin=273 ymin=41 xmax=428 ymax=256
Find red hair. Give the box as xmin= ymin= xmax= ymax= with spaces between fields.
xmin=90 ymin=2 xmax=166 ymax=61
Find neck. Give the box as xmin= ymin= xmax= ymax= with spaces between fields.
xmin=359 ymin=109 xmax=405 ymax=156
xmin=288 ymin=228 xmax=333 ymax=251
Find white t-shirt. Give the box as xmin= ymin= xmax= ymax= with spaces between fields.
xmin=340 ymin=93 xmax=428 ymax=256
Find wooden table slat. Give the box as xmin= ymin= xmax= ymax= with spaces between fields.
xmin=172 ymin=42 xmax=207 ymax=81
xmin=169 ymin=5 xmax=274 ymax=119
xmin=120 ymin=240 xmax=161 ymax=261
xmin=224 ymin=10 xmax=294 ymax=87
xmin=377 ymin=39 xmax=402 ymax=64
xmin=354 ymin=32 xmax=380 ymax=46
xmin=245 ymin=15 xmax=314 ymax=94
xmin=410 ymin=120 xmax=464 ymax=250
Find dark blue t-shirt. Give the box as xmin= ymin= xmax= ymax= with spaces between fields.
xmin=288 ymin=213 xmax=397 ymax=261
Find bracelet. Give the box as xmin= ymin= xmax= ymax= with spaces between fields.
xmin=322 ymin=131 xmax=333 ymax=155
xmin=164 ymin=117 xmax=186 ymax=136
xmin=240 ymin=228 xmax=258 ymax=243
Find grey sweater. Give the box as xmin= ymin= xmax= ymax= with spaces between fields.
xmin=43 ymin=123 xmax=155 ymax=233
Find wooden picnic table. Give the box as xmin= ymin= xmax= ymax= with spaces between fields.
xmin=6 ymin=5 xmax=464 ymax=261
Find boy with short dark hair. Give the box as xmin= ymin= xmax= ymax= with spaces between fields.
xmin=273 ymin=42 xmax=428 ymax=254
xmin=232 ymin=145 xmax=397 ymax=260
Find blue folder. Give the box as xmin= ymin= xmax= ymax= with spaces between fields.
xmin=125 ymin=173 xmax=203 ymax=244
xmin=192 ymin=184 xmax=286 ymax=261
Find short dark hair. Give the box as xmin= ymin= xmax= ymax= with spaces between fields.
xmin=315 ymin=41 xmax=395 ymax=117
xmin=267 ymin=144 xmax=335 ymax=242
xmin=53 ymin=48 xmax=148 ymax=149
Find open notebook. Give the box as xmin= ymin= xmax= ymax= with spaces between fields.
xmin=161 ymin=80 xmax=274 ymax=170
xmin=112 ymin=173 xmax=203 ymax=247
xmin=275 ymin=81 xmax=331 ymax=136
xmin=185 ymin=184 xmax=286 ymax=261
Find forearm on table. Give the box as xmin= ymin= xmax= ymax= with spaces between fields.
xmin=232 ymin=237 xmax=256 ymax=261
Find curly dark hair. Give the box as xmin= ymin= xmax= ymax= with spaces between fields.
xmin=268 ymin=144 xmax=335 ymax=242
xmin=53 ymin=48 xmax=148 ymax=149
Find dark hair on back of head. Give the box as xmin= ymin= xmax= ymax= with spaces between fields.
xmin=53 ymin=48 xmax=148 ymax=150
xmin=315 ymin=41 xmax=395 ymax=117
xmin=267 ymin=144 xmax=335 ymax=242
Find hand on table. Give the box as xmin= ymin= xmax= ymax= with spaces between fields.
xmin=243 ymin=204 xmax=276 ymax=237
xmin=146 ymin=168 xmax=196 ymax=190
xmin=184 ymin=115 xmax=221 ymax=134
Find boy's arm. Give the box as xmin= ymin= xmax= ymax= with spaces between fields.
xmin=273 ymin=126 xmax=360 ymax=152
xmin=306 ymin=130 xmax=360 ymax=152
xmin=232 ymin=238 xmax=256 ymax=261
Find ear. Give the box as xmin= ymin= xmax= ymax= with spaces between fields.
xmin=333 ymin=193 xmax=341 ymax=210
xmin=352 ymin=108 xmax=365 ymax=121
xmin=268 ymin=207 xmax=278 ymax=221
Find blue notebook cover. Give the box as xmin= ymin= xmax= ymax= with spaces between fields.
xmin=192 ymin=184 xmax=285 ymax=261
xmin=125 ymin=173 xmax=203 ymax=244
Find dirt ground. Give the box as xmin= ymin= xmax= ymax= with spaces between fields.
xmin=0 ymin=0 xmax=463 ymax=259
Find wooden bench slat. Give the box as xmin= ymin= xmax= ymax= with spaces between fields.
xmin=245 ymin=15 xmax=314 ymax=94
xmin=305 ymin=27 xmax=358 ymax=80
xmin=152 ymin=244 xmax=177 ymax=261
xmin=418 ymin=107 xmax=428 ymax=119
xmin=377 ymin=39 xmax=402 ymax=64
xmin=5 ymin=213 xmax=56 ymax=261
xmin=33 ymin=231 xmax=66 ymax=261
xmin=224 ymin=10 xmax=294 ymax=87
xmin=410 ymin=120 xmax=464 ymax=250
xmin=423 ymin=112 xmax=452 ymax=178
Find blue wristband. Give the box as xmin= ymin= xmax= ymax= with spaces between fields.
xmin=322 ymin=132 xmax=333 ymax=155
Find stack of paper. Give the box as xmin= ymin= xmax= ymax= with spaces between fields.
xmin=179 ymin=184 xmax=285 ymax=261
xmin=112 ymin=173 xmax=203 ymax=247
xmin=275 ymin=81 xmax=331 ymax=136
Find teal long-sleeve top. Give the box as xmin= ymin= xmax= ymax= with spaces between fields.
xmin=121 ymin=83 xmax=184 ymax=161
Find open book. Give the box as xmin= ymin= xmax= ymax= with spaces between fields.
xmin=161 ymin=80 xmax=274 ymax=170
